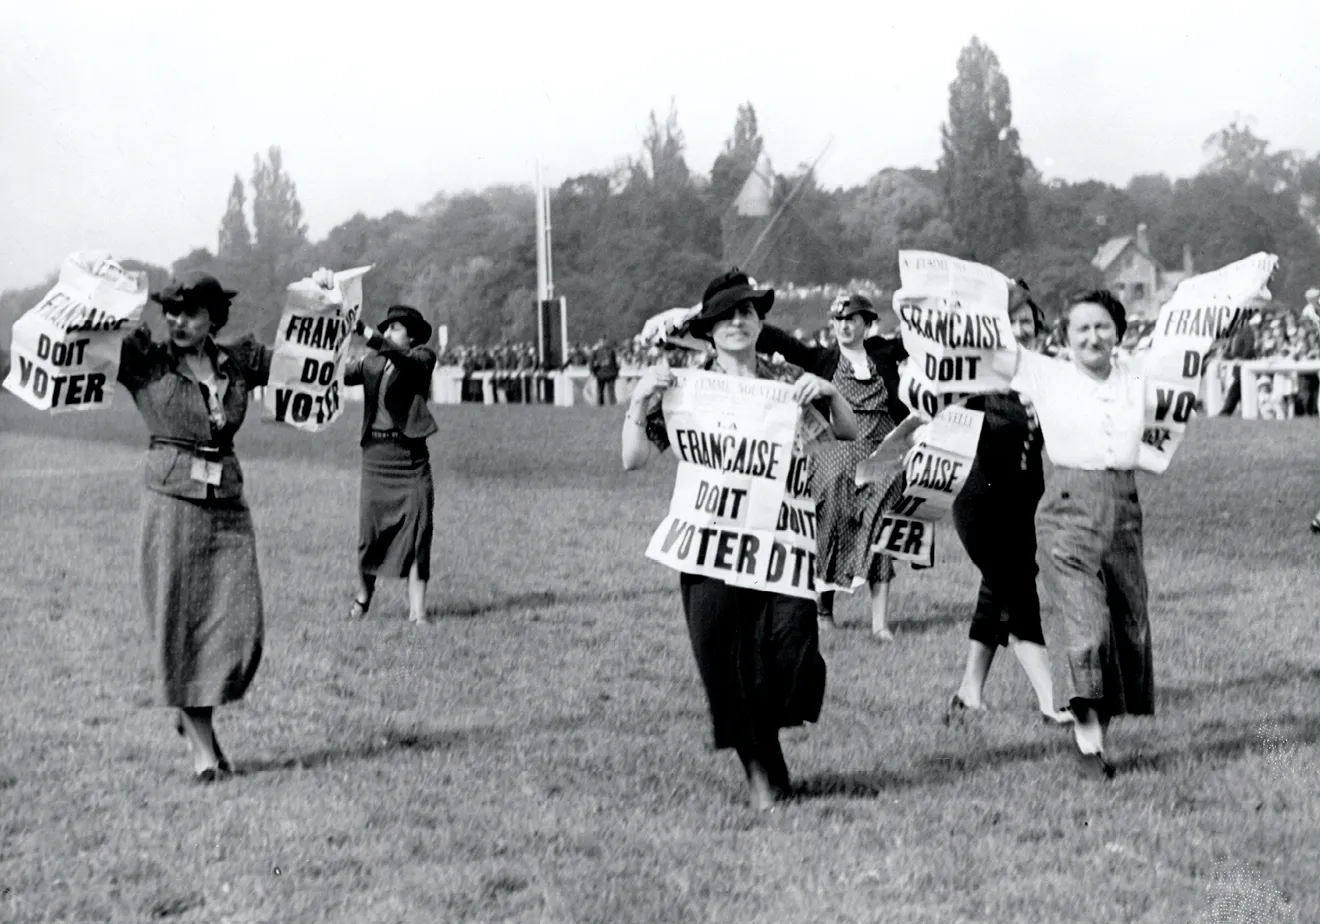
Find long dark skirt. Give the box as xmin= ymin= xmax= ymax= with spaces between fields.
xmin=1037 ymin=468 xmax=1153 ymax=720
xmin=678 ymin=573 xmax=826 ymax=755
xmin=359 ymin=437 xmax=434 ymax=580
xmin=140 ymin=491 xmax=264 ymax=707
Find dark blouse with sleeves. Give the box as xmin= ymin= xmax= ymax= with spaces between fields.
xmin=958 ymin=391 xmax=1044 ymax=502
xmin=116 ymin=323 xmax=271 ymax=501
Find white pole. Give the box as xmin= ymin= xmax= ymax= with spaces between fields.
xmin=535 ymin=160 xmax=549 ymax=302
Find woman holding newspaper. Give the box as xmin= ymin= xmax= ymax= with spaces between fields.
xmin=344 ymin=305 xmax=439 ymax=624
xmin=946 ymin=281 xmax=1072 ymax=726
xmin=756 ymin=293 xmax=909 ymax=638
xmin=622 ymin=268 xmax=858 ymax=811
xmin=993 ymin=289 xmax=1151 ymax=778
xmin=115 ymin=268 xmax=329 ymax=782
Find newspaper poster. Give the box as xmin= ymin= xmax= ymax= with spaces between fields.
xmin=1138 ymin=252 xmax=1277 ymax=474
xmin=858 ymin=403 xmax=984 ymax=566
xmin=264 ymin=265 xmax=372 ymax=431
xmin=892 ymin=250 xmax=1015 ymax=419
xmin=3 ymin=252 xmax=148 ymax=412
xmin=644 ymin=369 xmax=820 ymax=599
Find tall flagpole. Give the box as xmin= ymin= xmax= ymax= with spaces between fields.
xmin=536 ymin=159 xmax=549 ymax=303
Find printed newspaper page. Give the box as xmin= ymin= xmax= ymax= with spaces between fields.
xmin=3 ymin=252 xmax=148 ymax=413
xmin=644 ymin=369 xmax=820 ymax=599
xmin=264 ymin=265 xmax=372 ymax=431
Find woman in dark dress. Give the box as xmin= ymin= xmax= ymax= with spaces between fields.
xmin=946 ymin=282 xmax=1072 ymax=725
xmin=622 ymin=268 xmax=858 ymax=810
xmin=344 ymin=305 xmax=439 ymax=624
xmin=115 ymin=271 xmax=276 ymax=782
xmin=757 ymin=294 xmax=909 ymax=638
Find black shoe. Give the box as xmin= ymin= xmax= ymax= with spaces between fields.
xmin=1075 ymin=750 xmax=1115 ymax=780
xmin=943 ymin=694 xmax=984 ymax=726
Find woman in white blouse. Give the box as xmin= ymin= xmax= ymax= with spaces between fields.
xmin=994 ymin=289 xmax=1151 ymax=779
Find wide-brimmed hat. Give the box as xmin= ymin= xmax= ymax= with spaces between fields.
xmin=152 ymin=271 xmax=237 ymax=330
xmin=153 ymin=271 xmax=237 ymax=311
xmin=687 ymin=268 xmax=774 ymax=337
xmin=377 ymin=304 xmax=432 ymax=345
xmin=828 ymin=292 xmax=878 ymax=322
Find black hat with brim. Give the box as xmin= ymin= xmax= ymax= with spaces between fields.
xmin=152 ymin=272 xmax=237 ymax=311
xmin=687 ymin=268 xmax=775 ymax=338
xmin=377 ymin=304 xmax=433 ymax=345
xmin=828 ymin=292 xmax=879 ymax=323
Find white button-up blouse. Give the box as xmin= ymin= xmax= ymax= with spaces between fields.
xmin=1008 ymin=348 xmax=1146 ymax=471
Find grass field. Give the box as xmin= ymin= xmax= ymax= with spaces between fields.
xmin=1 ymin=395 xmax=1318 ymax=924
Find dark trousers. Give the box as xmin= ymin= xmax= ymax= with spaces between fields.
xmin=1037 ymin=469 xmax=1154 ymax=720
xmin=678 ymin=574 xmax=825 ymax=789
xmin=1295 ymin=373 xmax=1319 ymax=417
xmin=1219 ymin=366 xmax=1242 ymax=416
xmin=950 ymin=484 xmax=1045 ymax=647
xmin=596 ymin=377 xmax=617 ymax=405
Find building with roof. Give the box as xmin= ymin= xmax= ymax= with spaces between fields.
xmin=1091 ymin=224 xmax=1195 ymax=318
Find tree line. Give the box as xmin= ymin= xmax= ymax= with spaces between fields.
xmin=4 ymin=36 xmax=1320 ymax=354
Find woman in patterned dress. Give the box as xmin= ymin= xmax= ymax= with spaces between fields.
xmin=757 ymin=294 xmax=909 ymax=639
xmin=946 ymin=282 xmax=1073 ymax=725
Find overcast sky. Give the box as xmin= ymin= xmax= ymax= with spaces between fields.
xmin=2 ymin=0 xmax=1318 ymax=292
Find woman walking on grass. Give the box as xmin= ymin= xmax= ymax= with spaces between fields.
xmin=993 ymin=289 xmax=1153 ymax=778
xmin=114 ymin=270 xmax=311 ymax=782
xmin=622 ymin=268 xmax=858 ymax=810
xmin=344 ymin=305 xmax=439 ymax=625
xmin=755 ymin=293 xmax=909 ymax=639
xmin=946 ymin=281 xmax=1073 ymax=727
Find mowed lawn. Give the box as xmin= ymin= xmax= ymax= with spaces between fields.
xmin=1 ymin=395 xmax=1318 ymax=924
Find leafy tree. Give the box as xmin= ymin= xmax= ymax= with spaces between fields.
xmin=1202 ymin=120 xmax=1299 ymax=193
xmin=710 ymin=102 xmax=764 ymax=209
xmin=937 ymin=37 xmax=1030 ymax=262
xmin=218 ymin=174 xmax=252 ymax=260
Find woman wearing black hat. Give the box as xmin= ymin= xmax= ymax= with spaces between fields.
xmin=946 ymin=282 xmax=1072 ymax=726
xmin=993 ymin=289 xmax=1152 ymax=778
xmin=755 ymin=293 xmax=909 ymax=638
xmin=622 ymin=269 xmax=858 ymax=811
xmin=345 ymin=305 xmax=439 ymax=624
xmin=114 ymin=270 xmax=282 ymax=782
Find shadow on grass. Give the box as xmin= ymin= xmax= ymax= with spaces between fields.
xmin=1159 ymin=663 xmax=1320 ymax=706
xmin=234 ymin=725 xmax=502 ymax=776
xmin=795 ymin=711 xmax=1320 ymax=795
xmin=429 ymin=585 xmax=674 ymax=619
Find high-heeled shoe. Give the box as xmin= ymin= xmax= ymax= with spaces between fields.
xmin=943 ymin=694 xmax=985 ymax=726
xmin=1041 ymin=707 xmax=1076 ymax=726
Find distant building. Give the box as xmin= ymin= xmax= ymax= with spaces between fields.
xmin=1091 ymin=224 xmax=1195 ymax=318
xmin=721 ymin=152 xmax=776 ymax=266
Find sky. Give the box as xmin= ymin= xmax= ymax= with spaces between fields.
xmin=3 ymin=0 xmax=1318 ymax=292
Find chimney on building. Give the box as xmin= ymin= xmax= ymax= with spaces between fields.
xmin=1136 ymin=223 xmax=1150 ymax=255
xmin=1183 ymin=244 xmax=1194 ymax=275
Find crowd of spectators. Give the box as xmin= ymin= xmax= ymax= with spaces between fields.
xmin=432 ymin=290 xmax=1320 ymax=415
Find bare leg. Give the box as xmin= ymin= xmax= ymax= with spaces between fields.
xmin=1008 ymin=635 xmax=1070 ymax=721
xmin=955 ymin=640 xmax=996 ymax=709
xmin=179 ymin=707 xmax=219 ymax=776
xmin=407 ymin=562 xmax=428 ymax=624
xmin=351 ymin=572 xmax=376 ymax=618
xmin=869 ymin=580 xmax=893 ymax=640
xmin=1072 ymin=706 xmax=1107 ymax=754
